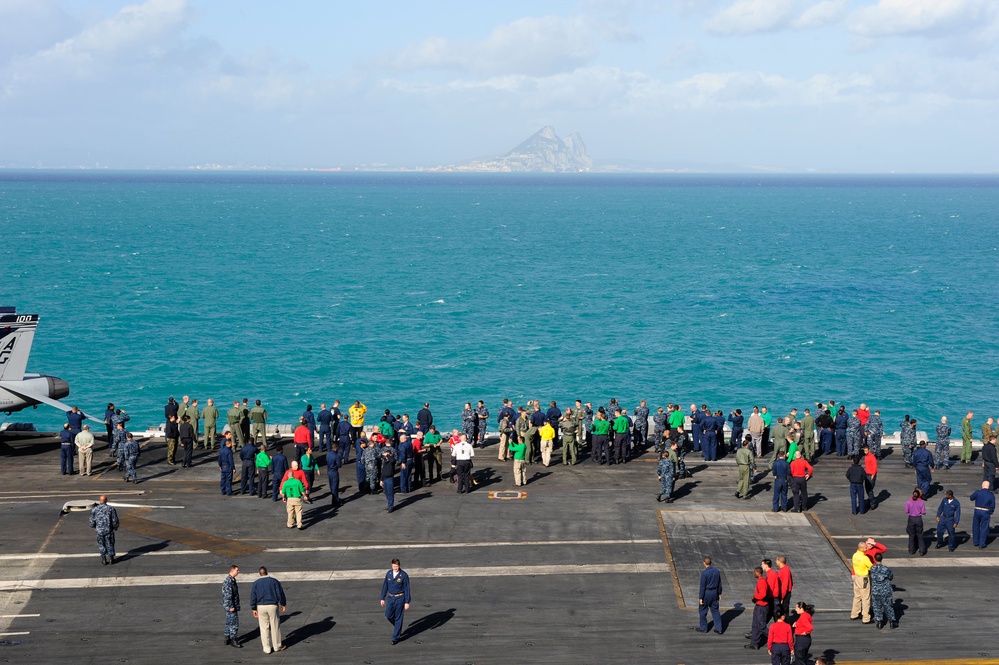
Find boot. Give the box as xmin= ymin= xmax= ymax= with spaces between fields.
xmin=224 ymin=637 xmax=231 ymax=645
xmin=101 ymin=556 xmax=108 ymax=565
xmin=230 ymin=639 xmax=242 ymax=648
xmin=890 ymin=621 xmax=898 ymax=629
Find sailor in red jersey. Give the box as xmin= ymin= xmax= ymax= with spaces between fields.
xmin=776 ymin=555 xmax=794 ymax=616
xmin=745 ymin=567 xmax=772 ymax=651
xmin=762 ymin=559 xmax=780 ymax=620
xmin=791 ymin=602 xmax=813 ymax=665
xmin=789 ymin=452 xmax=813 ymax=512
xmin=767 ymin=611 xmax=794 ymax=665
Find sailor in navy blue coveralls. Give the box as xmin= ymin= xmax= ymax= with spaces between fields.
xmin=380 ymin=559 xmax=411 ymax=644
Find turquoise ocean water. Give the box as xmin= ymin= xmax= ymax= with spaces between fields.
xmin=2 ymin=171 xmax=998 ymax=433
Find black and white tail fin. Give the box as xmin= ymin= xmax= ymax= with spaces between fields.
xmin=0 ymin=313 xmax=39 ymax=382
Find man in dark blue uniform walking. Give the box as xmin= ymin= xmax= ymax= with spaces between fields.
xmin=380 ymin=558 xmax=411 ymax=645
xmin=913 ymin=441 xmax=935 ymax=498
xmin=326 ymin=443 xmax=342 ymax=507
xmin=696 ymin=556 xmax=724 ymax=634
xmin=935 ymin=490 xmax=961 ymax=551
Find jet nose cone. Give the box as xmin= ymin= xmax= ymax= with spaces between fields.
xmin=49 ymin=377 xmax=70 ymax=400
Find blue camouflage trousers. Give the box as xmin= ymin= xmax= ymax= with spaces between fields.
xmin=871 ymin=588 xmax=895 ymax=623
xmin=659 ymin=474 xmax=674 ymax=499
xmin=97 ymin=532 xmax=116 ymax=558
xmin=934 ymin=441 xmax=950 ymax=469
xmin=224 ymin=611 xmax=239 ymax=639
xmin=124 ymin=457 xmax=137 ymax=481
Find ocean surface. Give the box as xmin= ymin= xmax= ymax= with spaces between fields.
xmin=2 ymin=171 xmax=998 ymax=433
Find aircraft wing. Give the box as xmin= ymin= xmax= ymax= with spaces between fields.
xmin=0 ymin=382 xmax=103 ymax=424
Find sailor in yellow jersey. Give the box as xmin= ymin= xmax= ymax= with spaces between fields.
xmin=349 ymin=401 xmax=367 ymax=447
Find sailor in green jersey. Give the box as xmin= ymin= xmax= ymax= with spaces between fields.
xmin=591 ymin=413 xmax=612 ymax=465
xmin=509 ymin=437 xmax=527 ymax=486
xmin=255 ymin=446 xmax=272 ymax=499
xmin=300 ymin=449 xmax=317 ymax=502
xmin=423 ymin=427 xmax=443 ymax=483
xmin=612 ymin=411 xmax=630 ymax=464
xmin=668 ymin=406 xmax=686 ymax=440
xmin=280 ymin=475 xmax=305 ymax=529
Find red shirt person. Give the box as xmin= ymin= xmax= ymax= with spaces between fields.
xmin=767 ymin=613 xmax=794 ymax=662
xmin=776 ymin=556 xmax=793 ymax=615
xmin=789 ymin=451 xmax=813 ymax=512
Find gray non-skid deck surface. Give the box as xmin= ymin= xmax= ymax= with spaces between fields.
xmin=3 ymin=433 xmax=999 ymax=664
xmin=662 ymin=510 xmax=852 ymax=611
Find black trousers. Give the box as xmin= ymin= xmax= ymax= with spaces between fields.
xmin=256 ymin=467 xmax=270 ymax=498
xmin=240 ymin=461 xmax=255 ymax=494
xmin=790 ymin=477 xmax=808 ymax=511
xmin=793 ymin=634 xmax=811 ymax=665
xmin=907 ymin=515 xmax=926 ymax=554
xmin=456 ymin=459 xmax=472 ymax=494
xmin=593 ymin=435 xmax=610 ymax=464
xmin=613 ymin=433 xmax=627 ymax=462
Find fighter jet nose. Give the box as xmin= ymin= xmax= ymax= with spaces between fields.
xmin=48 ymin=376 xmax=70 ymax=400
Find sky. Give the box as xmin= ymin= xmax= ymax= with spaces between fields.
xmin=0 ymin=0 xmax=997 ymax=172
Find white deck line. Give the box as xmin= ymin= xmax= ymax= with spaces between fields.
xmin=0 ymin=562 xmax=669 ymax=591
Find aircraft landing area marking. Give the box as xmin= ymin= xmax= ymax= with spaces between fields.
xmin=118 ymin=510 xmax=263 ymax=558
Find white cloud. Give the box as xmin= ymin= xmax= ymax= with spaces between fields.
xmin=849 ymin=0 xmax=995 ymax=38
xmin=792 ymin=0 xmax=848 ymax=29
xmin=38 ymin=0 xmax=192 ymax=65
xmin=374 ymin=15 xmax=611 ymax=76
xmin=704 ymin=0 xmax=848 ymax=35
xmin=704 ymin=0 xmax=797 ymax=35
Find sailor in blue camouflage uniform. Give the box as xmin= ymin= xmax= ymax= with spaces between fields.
xmin=656 ymin=449 xmax=676 ymax=503
xmin=652 ymin=408 xmax=669 ymax=452
xmin=868 ymin=554 xmax=897 ymax=629
xmin=899 ymin=416 xmax=917 ymax=467
xmin=122 ymin=433 xmax=140 ymax=483
xmin=475 ymin=401 xmax=490 ymax=446
xmin=112 ymin=409 xmax=130 ymax=464
xmin=461 ymin=403 xmax=476 ymax=447
xmin=865 ymin=410 xmax=884 ymax=458
xmin=847 ymin=411 xmax=863 ymax=457
xmin=222 ymin=565 xmax=242 ymax=647
xmin=935 ymin=417 xmax=952 ymax=470
xmin=88 ymin=495 xmax=120 ymax=565
xmin=362 ymin=438 xmax=381 ymax=494
xmin=633 ymin=401 xmax=650 ymax=450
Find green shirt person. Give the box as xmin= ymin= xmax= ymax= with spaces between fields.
xmin=281 ymin=477 xmax=305 ymax=498
xmin=508 ymin=441 xmax=526 ymax=460
xmin=591 ymin=418 xmax=612 ymax=436
xmin=613 ymin=415 xmax=629 ymax=434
